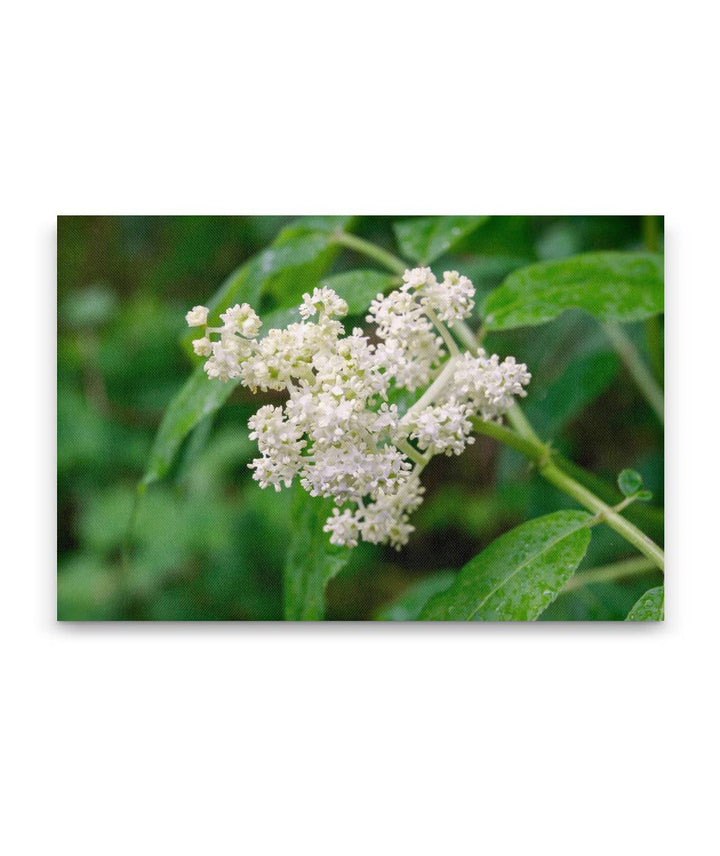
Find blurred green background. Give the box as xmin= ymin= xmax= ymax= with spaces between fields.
xmin=57 ymin=215 xmax=664 ymax=620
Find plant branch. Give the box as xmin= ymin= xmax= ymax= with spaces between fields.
xmin=332 ymin=231 xmax=407 ymax=275
xmin=472 ymin=413 xmax=665 ymax=571
xmin=563 ymin=556 xmax=657 ymax=592
xmin=394 ymin=437 xmax=429 ymax=467
xmin=401 ymin=357 xmax=459 ymax=422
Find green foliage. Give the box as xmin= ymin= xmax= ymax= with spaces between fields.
xmin=542 ymin=572 xmax=662 ymax=622
xmin=160 ymin=217 xmax=353 ymax=489
xmin=618 ymin=468 xmax=643 ymax=496
xmin=283 ymin=489 xmax=351 ymax=620
xmin=530 ymin=350 xmax=619 ymax=438
xmin=319 ymin=269 xmax=396 ymax=314
xmin=142 ymin=365 xmax=238 ymax=487
xmin=617 ymin=468 xmax=652 ymax=501
xmin=420 ymin=511 xmax=593 ymax=621
xmin=626 ymin=586 xmax=664 ymax=621
xmin=57 ymin=215 xmax=664 ymax=621
xmin=263 ymin=216 xmax=354 ymax=307
xmin=483 ymin=252 xmax=664 ymax=330
xmin=180 ymin=216 xmax=352 ymax=352
xmin=393 ymin=216 xmax=489 ymax=263
xmin=375 ymin=572 xmax=456 ymax=621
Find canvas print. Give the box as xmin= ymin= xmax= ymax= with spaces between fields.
xmin=57 ymin=216 xmax=664 ymax=621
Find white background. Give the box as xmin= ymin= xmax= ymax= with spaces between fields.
xmin=2 ymin=1 xmax=718 ymax=854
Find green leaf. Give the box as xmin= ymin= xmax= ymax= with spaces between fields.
xmin=375 ymin=572 xmax=456 ymax=621
xmin=181 ymin=216 xmax=353 ymax=352
xmin=319 ymin=269 xmax=396 ymax=315
xmin=625 ymin=586 xmax=664 ymax=621
xmin=420 ymin=510 xmax=593 ymax=621
xmin=162 ymin=218 xmax=354 ymax=489
xmin=142 ymin=365 xmax=238 ymax=487
xmin=527 ymin=350 xmax=619 ymax=437
xmin=393 ymin=216 xmax=489 ymax=264
xmin=483 ymin=252 xmax=664 ymax=331
xmin=262 ymin=216 xmax=355 ymax=308
xmin=618 ymin=468 xmax=644 ymax=497
xmin=283 ymin=489 xmax=350 ymax=620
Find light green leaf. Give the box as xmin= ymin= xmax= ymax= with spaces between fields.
xmin=375 ymin=572 xmax=456 ymax=621
xmin=618 ymin=468 xmax=644 ymax=497
xmin=142 ymin=366 xmax=238 ymax=487
xmin=283 ymin=489 xmax=350 ymax=620
xmin=420 ymin=510 xmax=593 ymax=621
xmin=626 ymin=586 xmax=664 ymax=621
xmin=393 ymin=216 xmax=489 ymax=264
xmin=483 ymin=252 xmax=664 ymax=330
xmin=319 ymin=269 xmax=396 ymax=314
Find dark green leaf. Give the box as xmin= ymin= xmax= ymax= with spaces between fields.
xmin=527 ymin=350 xmax=619 ymax=437
xmin=625 ymin=586 xmax=664 ymax=621
xmin=420 ymin=511 xmax=593 ymax=621
xmin=483 ymin=252 xmax=664 ymax=330
xmin=375 ymin=572 xmax=456 ymax=621
xmin=262 ymin=216 xmax=355 ymax=307
xmin=320 ymin=269 xmax=396 ymax=314
xmin=393 ymin=216 xmax=489 ymax=264
xmin=618 ymin=468 xmax=644 ymax=497
xmin=283 ymin=489 xmax=350 ymax=620
xmin=142 ymin=366 xmax=238 ymax=487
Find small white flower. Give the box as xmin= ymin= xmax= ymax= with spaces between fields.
xmin=192 ymin=336 xmax=213 ymax=356
xmin=422 ymin=271 xmax=475 ymax=323
xmin=220 ymin=303 xmax=262 ymax=338
xmin=185 ymin=305 xmax=209 ymax=327
xmin=451 ymin=351 xmax=531 ymax=421
xmin=323 ymin=508 xmax=361 ymax=547
xmin=299 ymin=286 xmax=349 ymax=320
xmin=404 ymin=400 xmax=475 ymax=456
xmin=401 ymin=267 xmax=437 ymax=291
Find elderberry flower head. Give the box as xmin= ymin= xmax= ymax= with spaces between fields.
xmin=186 ymin=266 xmax=530 ymax=549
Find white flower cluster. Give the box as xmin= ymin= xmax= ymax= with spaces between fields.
xmin=186 ymin=268 xmax=530 ymax=549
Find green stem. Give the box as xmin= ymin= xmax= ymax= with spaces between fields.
xmin=401 ymin=356 xmax=459 ymax=422
xmin=332 ymin=231 xmax=407 ymax=275
xmin=602 ymin=322 xmax=664 ymax=423
xmin=473 ymin=414 xmax=665 ymax=571
xmin=563 ymin=557 xmax=656 ymax=592
xmin=426 ymin=307 xmax=460 ymax=356
xmin=395 ymin=437 xmax=429 ymax=467
xmin=453 ymin=319 xmax=484 ymax=352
